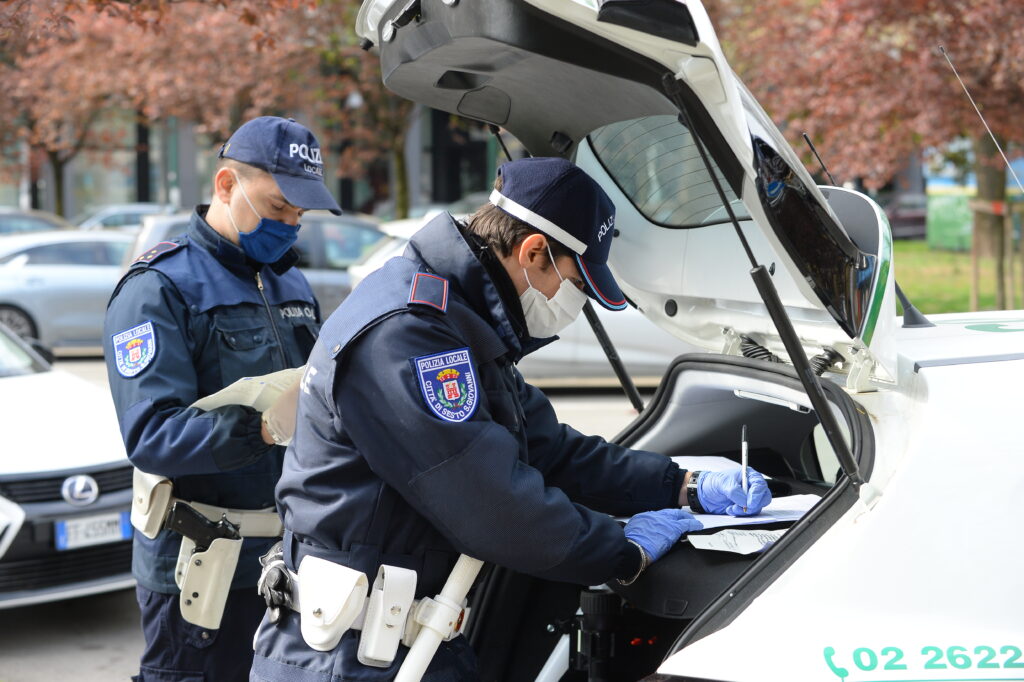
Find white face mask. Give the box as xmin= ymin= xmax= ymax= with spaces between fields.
xmin=519 ymin=245 xmax=588 ymax=338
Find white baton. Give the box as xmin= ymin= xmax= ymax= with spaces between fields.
xmin=395 ymin=554 xmax=484 ymax=682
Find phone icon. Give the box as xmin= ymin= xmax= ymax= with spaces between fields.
xmin=824 ymin=647 xmax=849 ymax=681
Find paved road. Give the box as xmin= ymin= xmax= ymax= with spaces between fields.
xmin=0 ymin=589 xmax=141 ymax=682
xmin=0 ymin=358 xmax=647 ymax=682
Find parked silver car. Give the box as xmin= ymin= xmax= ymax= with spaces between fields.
xmin=129 ymin=210 xmax=387 ymax=317
xmin=0 ymin=208 xmax=74 ymax=236
xmin=75 ymin=202 xmax=174 ymax=233
xmin=0 ymin=231 xmax=134 ymax=350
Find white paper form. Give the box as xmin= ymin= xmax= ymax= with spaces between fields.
xmin=671 ymin=456 xmax=744 ymax=472
xmin=190 ymin=366 xmax=305 ymax=412
xmin=689 ymin=528 xmax=787 ymax=555
xmin=681 ymin=494 xmax=821 ymax=530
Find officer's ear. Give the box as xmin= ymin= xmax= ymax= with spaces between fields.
xmin=213 ymin=168 xmax=237 ymax=205
xmin=516 ymin=233 xmax=549 ymax=270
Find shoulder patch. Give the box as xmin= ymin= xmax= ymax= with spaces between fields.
xmin=112 ymin=321 xmax=157 ymax=378
xmin=133 ymin=241 xmax=183 ymax=265
xmin=408 ymin=272 xmax=449 ymax=313
xmin=413 ymin=347 xmax=478 ymax=423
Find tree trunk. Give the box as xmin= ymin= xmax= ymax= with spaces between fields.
xmin=29 ymin=177 xmax=42 ymax=211
xmin=136 ymin=113 xmax=152 ymax=203
xmin=973 ymin=134 xmax=1007 ymax=308
xmin=392 ymin=133 xmax=409 ymax=220
xmin=47 ymin=150 xmax=66 ymax=218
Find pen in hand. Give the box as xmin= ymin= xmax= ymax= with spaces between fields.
xmin=741 ymin=425 xmax=748 ymax=513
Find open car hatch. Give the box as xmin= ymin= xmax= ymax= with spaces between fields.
xmin=356 ymin=0 xmax=897 ymax=384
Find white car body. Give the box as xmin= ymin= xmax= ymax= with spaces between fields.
xmin=0 ymin=325 xmax=133 ymax=609
xmin=357 ymin=2 xmax=1022 ymax=680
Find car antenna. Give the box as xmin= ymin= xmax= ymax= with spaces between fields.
xmin=486 ymin=123 xmax=644 ymax=412
xmin=939 ymin=46 xmax=1024 ymax=195
xmin=802 ymin=133 xmax=838 ymax=186
xmin=894 ymin=282 xmax=934 ymax=328
xmin=661 ymin=74 xmax=870 ymax=496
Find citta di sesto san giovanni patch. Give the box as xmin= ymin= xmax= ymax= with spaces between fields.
xmin=413 ymin=347 xmax=478 ymax=423
xmin=113 ymin=321 xmax=157 ymax=378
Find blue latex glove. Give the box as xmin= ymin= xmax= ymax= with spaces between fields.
xmin=697 ymin=469 xmax=772 ymax=517
xmin=623 ymin=509 xmax=704 ymax=562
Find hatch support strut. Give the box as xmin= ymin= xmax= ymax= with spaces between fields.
xmin=582 ymin=301 xmax=645 ymax=412
xmin=662 ymin=75 xmax=868 ymax=492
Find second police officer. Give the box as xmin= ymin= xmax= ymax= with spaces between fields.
xmin=250 ymin=157 xmax=772 ymax=681
xmin=104 ymin=117 xmax=342 ymax=682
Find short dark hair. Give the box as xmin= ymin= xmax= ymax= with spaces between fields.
xmin=466 ymin=174 xmax=573 ymax=268
xmin=216 ymin=157 xmax=263 ymax=180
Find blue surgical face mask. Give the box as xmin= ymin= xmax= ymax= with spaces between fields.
xmin=226 ymin=171 xmax=301 ymax=264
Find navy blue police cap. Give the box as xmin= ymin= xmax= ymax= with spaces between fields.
xmin=490 ymin=157 xmax=627 ymax=311
xmin=218 ymin=116 xmax=342 ymax=215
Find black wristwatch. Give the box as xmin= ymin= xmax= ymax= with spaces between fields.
xmin=686 ymin=470 xmax=707 ymax=514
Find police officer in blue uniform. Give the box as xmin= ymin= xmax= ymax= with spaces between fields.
xmin=104 ymin=116 xmax=342 ymax=682
xmin=250 ymin=157 xmax=771 ymax=681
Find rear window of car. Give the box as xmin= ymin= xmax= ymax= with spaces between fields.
xmin=100 ymin=213 xmax=135 ymax=228
xmin=321 ymin=223 xmax=386 ymax=270
xmin=18 ymin=241 xmax=120 ymax=266
xmin=0 ymin=215 xmax=59 ymax=235
xmin=588 ymin=115 xmax=750 ymax=228
xmin=103 ymin=241 xmax=131 ymax=264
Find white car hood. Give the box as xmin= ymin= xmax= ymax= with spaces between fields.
xmin=0 ymin=370 xmax=127 ymax=476
xmin=895 ymin=310 xmax=1024 ymax=368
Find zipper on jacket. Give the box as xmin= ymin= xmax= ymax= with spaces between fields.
xmin=256 ymin=271 xmax=288 ymax=368
xmin=502 ymin=362 xmax=525 ymax=431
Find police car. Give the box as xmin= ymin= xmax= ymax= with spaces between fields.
xmin=356 ymin=1 xmax=1022 ymax=681
xmin=0 ymin=323 xmax=133 ymax=609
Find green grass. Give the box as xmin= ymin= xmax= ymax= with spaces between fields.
xmin=892 ymin=240 xmax=1023 ymax=314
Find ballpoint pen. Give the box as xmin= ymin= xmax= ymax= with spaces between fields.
xmin=741 ymin=424 xmax=748 ymax=513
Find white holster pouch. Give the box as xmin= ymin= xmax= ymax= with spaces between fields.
xmin=172 ymin=506 xmax=281 ymax=629
xmin=130 ymin=469 xmax=173 ymax=539
xmin=297 ymin=555 xmax=369 ymax=652
xmin=177 ymin=536 xmax=243 ymax=630
xmin=358 ymin=565 xmax=418 ymax=667
xmin=268 ymin=556 xmax=471 ymax=668
xmin=131 ymin=468 xmax=283 ymax=630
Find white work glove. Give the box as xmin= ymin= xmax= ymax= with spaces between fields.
xmin=261 ymin=376 xmax=301 ymax=446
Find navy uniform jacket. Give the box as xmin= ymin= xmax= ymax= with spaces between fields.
xmin=276 ymin=212 xmax=684 ymax=594
xmin=104 ymin=208 xmax=320 ymax=593
xmin=255 ymin=213 xmax=685 ymax=681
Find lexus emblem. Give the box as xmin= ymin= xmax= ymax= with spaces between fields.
xmin=61 ymin=475 xmax=99 ymax=506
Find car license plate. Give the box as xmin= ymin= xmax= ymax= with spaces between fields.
xmin=54 ymin=511 xmax=132 ymax=551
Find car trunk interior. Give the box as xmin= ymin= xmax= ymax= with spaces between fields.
xmin=466 ymin=354 xmax=873 ymax=681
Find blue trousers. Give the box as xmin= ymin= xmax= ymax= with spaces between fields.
xmin=133 ymin=585 xmax=267 ymax=682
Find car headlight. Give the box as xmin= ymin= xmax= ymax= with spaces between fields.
xmin=0 ymin=495 xmax=26 ymax=562
xmin=355 ymin=0 xmax=400 ymax=42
